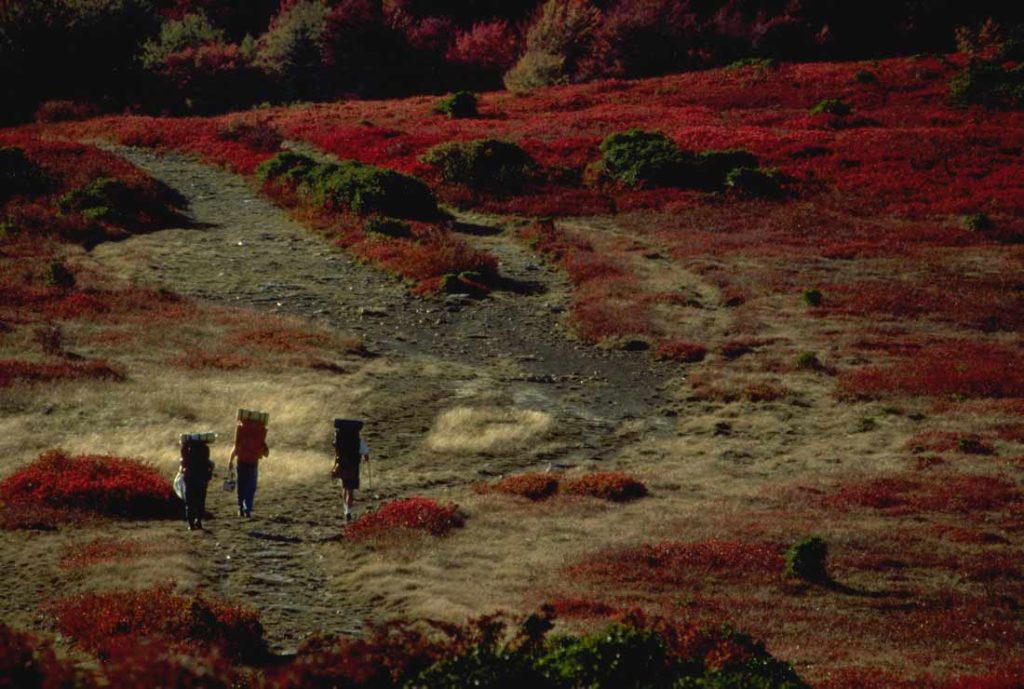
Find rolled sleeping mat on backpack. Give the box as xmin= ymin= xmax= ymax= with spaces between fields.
xmin=180 ymin=432 xmax=217 ymax=444
xmin=238 ymin=409 xmax=270 ymax=425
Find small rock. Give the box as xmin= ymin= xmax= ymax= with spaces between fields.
xmin=713 ymin=422 xmax=732 ymax=436
xmin=547 ymin=304 xmax=566 ymax=314
xmin=358 ymin=306 xmax=388 ymax=317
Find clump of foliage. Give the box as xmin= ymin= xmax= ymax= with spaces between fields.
xmin=216 ymin=120 xmax=283 ymax=152
xmin=598 ymin=129 xmax=689 ymax=187
xmin=690 ymin=149 xmax=760 ymax=190
xmin=257 ymin=151 xmax=439 ymax=219
xmin=854 ymin=69 xmax=879 ymax=84
xmin=434 ymin=90 xmax=478 ymax=118
xmin=725 ymin=166 xmax=783 ymax=198
xmin=344 ymin=497 xmax=465 ymax=542
xmin=561 ymin=472 xmax=648 ymax=502
xmin=950 ymin=63 xmax=1024 ymax=109
xmin=784 ymin=536 xmax=830 ymax=583
xmin=801 ymin=289 xmax=823 ymax=307
xmin=48 ymin=584 xmax=266 ymax=663
xmin=795 ymin=351 xmax=822 ymax=370
xmin=0 ymin=623 xmax=80 ymax=689
xmin=33 ymin=100 xmax=100 ymax=123
xmin=141 ymin=11 xmax=225 ymax=68
xmin=727 ymin=56 xmax=777 ymax=70
xmin=255 ymin=0 xmax=329 ymax=101
xmin=44 ymin=261 xmax=76 ymax=289
xmin=810 ymin=97 xmax=852 ymax=116
xmin=58 ymin=177 xmax=136 ymax=224
xmin=503 ymin=0 xmax=601 ymax=92
xmin=655 ymin=340 xmax=708 ymax=364
xmin=0 ymin=146 xmax=47 ymax=202
xmin=962 ymin=212 xmax=994 ymax=231
xmin=0 ymin=449 xmax=179 ymax=524
xmin=421 ymin=139 xmax=535 ymax=191
xmin=475 ymin=473 xmax=561 ymax=501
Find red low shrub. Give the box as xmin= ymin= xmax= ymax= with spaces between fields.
xmin=547 ymin=597 xmax=619 ymax=619
xmin=560 ymin=472 xmax=648 ymax=502
xmin=0 ymin=623 xmax=80 ymax=689
xmin=0 ymin=358 xmax=124 ymax=388
xmin=34 ymin=100 xmax=101 ymax=123
xmin=344 ymin=497 xmax=464 ymax=542
xmin=227 ymin=326 xmax=329 ymax=353
xmin=48 ymin=584 xmax=265 ymax=662
xmin=655 ymin=340 xmax=708 ymax=363
xmin=59 ymin=538 xmax=176 ymax=570
xmin=568 ymin=539 xmax=784 ymax=587
xmin=475 ymin=473 xmax=560 ymax=501
xmin=906 ymin=431 xmax=996 ymax=456
xmin=99 ymin=640 xmax=243 ymax=689
xmin=838 ymin=342 xmax=1024 ymax=400
xmin=0 ymin=449 xmax=179 ymax=523
xmin=169 ymin=349 xmax=256 ymax=370
xmin=824 ymin=474 xmax=1022 ymax=514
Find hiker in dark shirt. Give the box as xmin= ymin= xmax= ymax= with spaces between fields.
xmin=180 ymin=436 xmax=214 ymax=530
xmin=332 ymin=419 xmax=370 ymax=521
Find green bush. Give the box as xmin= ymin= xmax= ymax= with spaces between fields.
xmin=503 ymin=50 xmax=567 ymax=93
xmin=141 ymin=12 xmax=224 ymax=68
xmin=801 ymin=289 xmax=822 ymax=307
xmin=599 ymin=129 xmax=689 ymax=187
xmin=45 ymin=261 xmax=76 ymax=289
xmin=58 ymin=177 xmax=136 ymax=223
xmin=854 ymin=70 xmax=878 ymax=84
xmin=795 ymin=352 xmax=821 ymax=370
xmin=435 ymin=91 xmax=478 ymax=119
xmin=950 ymin=63 xmax=1024 ymax=108
xmin=810 ymin=98 xmax=852 ymax=116
xmin=962 ymin=212 xmax=994 ymax=231
xmin=537 ymin=624 xmax=677 ymax=688
xmin=726 ymin=57 xmax=777 ymax=70
xmin=690 ymin=149 xmax=760 ymax=190
xmin=256 ymin=0 xmax=329 ymax=100
xmin=364 ymin=216 xmax=412 ymax=238
xmin=257 ymin=152 xmax=439 ymax=220
xmin=724 ymin=167 xmax=783 ymax=198
xmin=421 ymin=139 xmax=535 ymax=191
xmin=784 ymin=536 xmax=829 ymax=583
xmin=0 ymin=147 xmax=47 ymax=202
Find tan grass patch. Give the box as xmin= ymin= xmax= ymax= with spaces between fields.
xmin=425 ymin=406 xmax=553 ymax=455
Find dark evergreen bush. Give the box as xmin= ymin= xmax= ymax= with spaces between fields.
xmin=598 ymin=129 xmax=689 ymax=187
xmin=784 ymin=536 xmax=829 ymax=583
xmin=950 ymin=63 xmax=1024 ymax=108
xmin=0 ymin=147 xmax=47 ymax=202
xmin=724 ymin=167 xmax=783 ymax=198
xmin=422 ymin=139 xmax=536 ymax=191
xmin=434 ymin=91 xmax=478 ymax=118
xmin=689 ymin=149 xmax=760 ymax=190
xmin=364 ymin=216 xmax=413 ymax=238
xmin=810 ymin=98 xmax=852 ymax=116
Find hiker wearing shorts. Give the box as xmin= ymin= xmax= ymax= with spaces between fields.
xmin=229 ymin=410 xmax=269 ymax=518
xmin=180 ymin=435 xmax=214 ymax=530
xmin=333 ymin=418 xmax=369 ymax=521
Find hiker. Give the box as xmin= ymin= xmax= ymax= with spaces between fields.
xmin=180 ymin=433 xmax=215 ymax=530
xmin=332 ymin=418 xmax=370 ymax=521
xmin=229 ymin=409 xmax=270 ymax=518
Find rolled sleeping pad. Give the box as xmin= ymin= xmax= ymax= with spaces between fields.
xmin=238 ymin=409 xmax=270 ymax=425
xmin=180 ymin=432 xmax=217 ymax=444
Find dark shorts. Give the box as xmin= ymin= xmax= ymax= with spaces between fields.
xmin=333 ymin=461 xmax=359 ymax=489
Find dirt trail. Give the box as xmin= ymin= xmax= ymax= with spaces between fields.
xmin=82 ymin=147 xmax=683 ymax=649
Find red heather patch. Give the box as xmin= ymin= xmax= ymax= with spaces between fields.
xmin=344 ymin=497 xmax=464 ymax=542
xmin=48 ymin=584 xmax=265 ymax=662
xmin=0 ymin=623 xmax=79 ymax=688
xmin=838 ymin=342 xmax=1024 ymax=400
xmin=561 ymin=472 xmax=648 ymax=502
xmin=568 ymin=540 xmax=784 ymax=588
xmin=227 ymin=326 xmax=329 ymax=353
xmin=474 ymin=473 xmax=560 ymax=501
xmin=824 ymin=474 xmax=1022 ymax=514
xmin=355 ymin=231 xmax=497 ymax=291
xmin=0 ymin=358 xmax=124 ymax=388
xmin=0 ymin=449 xmax=178 ymax=523
xmin=59 ymin=538 xmax=178 ymax=570
xmin=655 ymin=340 xmax=708 ymax=363
xmin=169 ymin=349 xmax=256 ymax=370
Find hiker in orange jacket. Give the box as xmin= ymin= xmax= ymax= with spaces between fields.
xmin=229 ymin=413 xmax=269 ymax=517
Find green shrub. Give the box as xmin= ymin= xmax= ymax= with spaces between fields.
xmin=45 ymin=261 xmax=76 ymax=289
xmin=690 ymin=149 xmax=760 ymax=190
xmin=784 ymin=536 xmax=829 ymax=583
xmin=0 ymin=147 xmax=47 ymax=202
xmin=503 ymin=0 xmax=601 ymax=92
xmin=537 ymin=624 xmax=677 ymax=688
xmin=421 ymin=139 xmax=535 ymax=191
xmin=256 ymin=0 xmax=329 ymax=100
xmin=141 ymin=12 xmax=224 ymax=68
xmin=503 ymin=50 xmax=567 ymax=93
xmin=724 ymin=167 xmax=783 ymax=198
xmin=950 ymin=63 xmax=1024 ymax=108
xmin=963 ymin=212 xmax=994 ymax=231
xmin=795 ymin=352 xmax=821 ymax=370
xmin=801 ymin=289 xmax=822 ymax=307
xmin=726 ymin=57 xmax=777 ymax=70
xmin=257 ymin=152 xmax=439 ymax=220
xmin=854 ymin=69 xmax=878 ymax=84
xmin=434 ymin=91 xmax=478 ymax=119
xmin=58 ymin=177 xmax=136 ymax=223
xmin=810 ymin=98 xmax=852 ymax=116
xmin=364 ymin=216 xmax=412 ymax=238
xmin=599 ymin=129 xmax=689 ymax=187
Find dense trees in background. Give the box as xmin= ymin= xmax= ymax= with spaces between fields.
xmin=2 ymin=0 xmax=1023 ymax=123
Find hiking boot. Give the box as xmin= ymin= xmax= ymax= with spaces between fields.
xmin=345 ymin=511 xmax=353 ymax=522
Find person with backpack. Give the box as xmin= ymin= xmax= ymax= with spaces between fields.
xmin=332 ymin=418 xmax=370 ymax=521
xmin=229 ymin=409 xmax=269 ymax=518
xmin=180 ymin=433 xmax=215 ymax=531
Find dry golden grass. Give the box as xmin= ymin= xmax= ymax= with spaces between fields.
xmin=425 ymin=406 xmax=554 ymax=455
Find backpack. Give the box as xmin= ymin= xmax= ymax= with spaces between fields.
xmin=333 ymin=418 xmax=363 ymax=464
